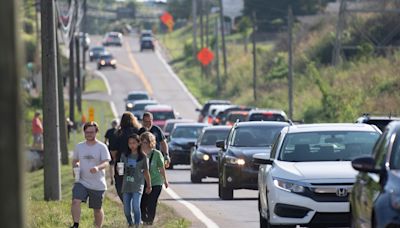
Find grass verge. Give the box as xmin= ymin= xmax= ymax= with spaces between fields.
xmin=84 ymin=72 xmax=108 ymax=94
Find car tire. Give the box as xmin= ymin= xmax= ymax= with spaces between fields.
xmin=190 ymin=173 xmax=202 ymax=183
xmin=97 ymin=66 xmax=101 ymax=70
xmin=219 ymin=172 xmax=233 ymax=200
xmin=113 ymin=66 xmax=116 ymax=69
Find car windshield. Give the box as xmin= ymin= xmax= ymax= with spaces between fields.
xmin=232 ymin=125 xmax=286 ymax=147
xmin=101 ymin=55 xmax=113 ymax=60
xmin=127 ymin=94 xmax=148 ymax=101
xmin=152 ymin=111 xmax=175 ymax=120
xmin=92 ymin=47 xmax=104 ymax=52
xmin=249 ymin=113 xmax=287 ymax=122
xmin=279 ymin=131 xmax=380 ymax=162
xmin=200 ymin=130 xmax=230 ymax=146
xmin=390 ymin=135 xmax=400 ymax=169
xmin=171 ymin=126 xmax=204 ymax=139
xmin=132 ymin=103 xmax=153 ymax=111
xmin=227 ymin=113 xmax=248 ymax=123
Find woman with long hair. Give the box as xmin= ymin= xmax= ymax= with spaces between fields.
xmin=120 ymin=134 xmax=151 ymax=227
xmin=140 ymin=132 xmax=169 ymax=225
xmin=110 ymin=112 xmax=141 ymax=201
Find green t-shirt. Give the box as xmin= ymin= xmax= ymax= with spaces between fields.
xmin=121 ymin=153 xmax=149 ymax=193
xmin=148 ymin=149 xmax=165 ymax=186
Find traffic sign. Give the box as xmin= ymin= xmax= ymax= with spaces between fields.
xmin=197 ymin=48 xmax=214 ymax=66
xmin=89 ymin=107 xmax=95 ymax=122
xmin=160 ymin=11 xmax=174 ymax=32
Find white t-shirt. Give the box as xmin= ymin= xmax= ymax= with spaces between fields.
xmin=73 ymin=140 xmax=111 ymax=191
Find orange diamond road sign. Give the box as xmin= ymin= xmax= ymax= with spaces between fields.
xmin=160 ymin=12 xmax=174 ymax=31
xmin=197 ymin=48 xmax=214 ymax=66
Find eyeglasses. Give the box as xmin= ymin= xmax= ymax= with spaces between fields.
xmin=142 ymin=141 xmax=149 ymax=145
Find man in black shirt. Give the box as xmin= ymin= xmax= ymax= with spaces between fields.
xmin=138 ymin=112 xmax=171 ymax=167
xmin=104 ymin=119 xmax=118 ymax=185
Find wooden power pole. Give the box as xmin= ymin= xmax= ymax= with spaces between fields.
xmin=218 ymin=0 xmax=228 ymax=79
xmin=75 ymin=35 xmax=82 ymax=113
xmin=252 ymin=11 xmax=257 ymax=102
xmin=69 ymin=38 xmax=75 ymax=123
xmin=288 ymin=6 xmax=294 ymax=120
xmin=41 ymin=0 xmax=61 ymax=200
xmin=0 ymin=0 xmax=26 ymax=226
xmin=192 ymin=0 xmax=198 ymax=61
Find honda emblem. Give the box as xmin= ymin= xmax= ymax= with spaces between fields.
xmin=336 ymin=188 xmax=348 ymax=197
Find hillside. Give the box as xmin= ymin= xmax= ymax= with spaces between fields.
xmin=159 ymin=13 xmax=400 ymax=123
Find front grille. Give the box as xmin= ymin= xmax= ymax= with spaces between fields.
xmin=309 ymin=212 xmax=350 ymax=226
xmin=295 ymin=184 xmax=353 ymax=202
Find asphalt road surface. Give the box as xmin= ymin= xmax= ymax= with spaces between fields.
xmin=87 ymin=33 xmax=259 ymax=228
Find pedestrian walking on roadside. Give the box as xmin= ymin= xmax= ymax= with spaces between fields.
xmin=120 ymin=134 xmax=152 ymax=227
xmin=70 ymin=122 xmax=111 ymax=228
xmin=140 ymin=132 xmax=169 ymax=225
xmin=31 ymin=111 xmax=43 ymax=150
xmin=104 ymin=119 xmax=118 ymax=185
xmin=138 ymin=112 xmax=171 ymax=168
xmin=110 ymin=112 xmax=141 ymax=201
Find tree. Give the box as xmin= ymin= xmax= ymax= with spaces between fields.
xmin=237 ymin=16 xmax=252 ymax=53
xmin=167 ymin=0 xmax=192 ymax=20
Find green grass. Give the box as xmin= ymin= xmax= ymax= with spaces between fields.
xmin=26 ymin=164 xmax=127 ymax=228
xmin=85 ymin=78 xmax=108 ymax=94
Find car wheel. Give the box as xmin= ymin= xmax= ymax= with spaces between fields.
xmin=190 ymin=173 xmax=202 ymax=183
xmin=219 ymin=169 xmax=233 ymax=200
xmin=97 ymin=66 xmax=101 ymax=70
xmin=113 ymin=66 xmax=116 ymax=69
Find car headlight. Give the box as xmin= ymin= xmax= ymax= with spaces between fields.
xmin=225 ymin=155 xmax=245 ymax=165
xmin=195 ymin=151 xmax=210 ymax=161
xmin=273 ymin=178 xmax=305 ymax=193
xmin=111 ymin=59 xmax=117 ymax=65
xmin=126 ymin=103 xmax=133 ymax=109
xmin=89 ymin=52 xmax=93 ymax=56
xmin=390 ymin=190 xmax=400 ymax=210
xmin=100 ymin=60 xmax=105 ymax=65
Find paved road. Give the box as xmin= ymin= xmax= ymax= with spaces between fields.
xmin=87 ymin=33 xmax=259 ymax=228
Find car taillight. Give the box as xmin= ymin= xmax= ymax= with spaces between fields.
xmin=207 ymin=116 xmax=213 ymax=124
xmin=263 ymin=112 xmax=273 ymax=117
xmin=214 ymin=118 xmax=221 ymax=124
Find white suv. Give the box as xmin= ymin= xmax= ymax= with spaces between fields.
xmin=255 ymin=123 xmax=381 ymax=227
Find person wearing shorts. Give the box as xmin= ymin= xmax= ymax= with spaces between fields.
xmin=70 ymin=122 xmax=111 ymax=228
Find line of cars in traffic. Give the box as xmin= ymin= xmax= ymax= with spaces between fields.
xmin=88 ymin=32 xmax=122 ymax=70
xmin=124 ymin=92 xmax=400 ymax=227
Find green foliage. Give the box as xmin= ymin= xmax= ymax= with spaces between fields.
xmin=167 ymin=0 xmax=192 ymax=19
xmin=22 ymin=32 xmax=37 ymax=63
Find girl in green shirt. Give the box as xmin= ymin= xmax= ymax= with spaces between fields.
xmin=140 ymin=132 xmax=169 ymax=225
xmin=121 ymin=134 xmax=151 ymax=227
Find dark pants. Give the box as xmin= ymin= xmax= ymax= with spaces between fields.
xmin=114 ymin=175 xmax=123 ymax=202
xmin=141 ymin=185 xmax=162 ymax=223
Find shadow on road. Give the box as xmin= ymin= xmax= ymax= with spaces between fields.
xmin=169 ymin=181 xmax=218 ymax=185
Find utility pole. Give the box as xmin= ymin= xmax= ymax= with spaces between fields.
xmin=0 ymin=0 xmax=25 ymax=226
xmin=288 ymin=6 xmax=294 ymax=120
xmin=252 ymin=11 xmax=257 ymax=101
xmin=205 ymin=0 xmax=209 ymax=47
xmin=75 ymin=35 xmax=82 ymax=113
xmin=41 ymin=0 xmax=61 ymax=201
xmin=199 ymin=0 xmax=204 ymax=49
xmin=82 ymin=0 xmax=87 ymax=91
xmin=56 ymin=30 xmax=69 ymax=165
xmin=192 ymin=0 xmax=198 ymax=61
xmin=218 ymin=0 xmax=228 ymax=79
xmin=69 ymin=38 xmax=75 ymax=123
xmin=215 ymin=18 xmax=221 ymax=96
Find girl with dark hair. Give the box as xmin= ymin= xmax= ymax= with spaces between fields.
xmin=120 ymin=134 xmax=151 ymax=227
xmin=110 ymin=112 xmax=142 ymax=201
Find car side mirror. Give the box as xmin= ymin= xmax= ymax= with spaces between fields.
xmin=188 ymin=142 xmax=196 ymax=148
xmin=195 ymin=108 xmax=201 ymax=112
xmin=216 ymin=140 xmax=225 ymax=151
xmin=253 ymin=153 xmax=273 ymax=165
xmin=352 ymin=156 xmax=380 ymax=173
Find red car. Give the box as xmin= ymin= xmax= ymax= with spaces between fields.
xmin=144 ymin=104 xmax=177 ymax=129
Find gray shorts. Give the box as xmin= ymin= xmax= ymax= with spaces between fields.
xmin=72 ymin=183 xmax=105 ymax=209
xmin=33 ymin=133 xmax=42 ymax=144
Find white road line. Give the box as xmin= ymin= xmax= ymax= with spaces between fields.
xmin=155 ymin=48 xmax=202 ymax=109
xmin=94 ymin=70 xmax=112 ymax=96
xmin=164 ymin=187 xmax=219 ymax=228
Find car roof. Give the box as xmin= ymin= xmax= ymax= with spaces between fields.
xmin=235 ymin=121 xmax=291 ymax=128
xmin=165 ymin=119 xmax=195 ymax=124
xmin=285 ymin=123 xmax=380 ymax=134
xmin=132 ymin=99 xmax=157 ymax=104
xmin=145 ymin=104 xmax=174 ymax=111
xmin=205 ymin=100 xmax=231 ymax=104
xmin=356 ymin=115 xmax=400 ymax=121
xmin=203 ymin=126 xmax=232 ymax=131
xmin=174 ymin=123 xmax=210 ymax=128
xmin=128 ymin=91 xmax=148 ymax=95
xmin=248 ymin=109 xmax=287 ymax=115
